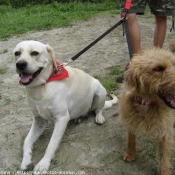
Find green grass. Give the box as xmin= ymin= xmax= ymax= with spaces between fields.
xmin=94 ymin=66 xmax=124 ymax=93
xmin=0 ymin=67 xmax=8 ymax=74
xmin=0 ymin=1 xmax=120 ymax=40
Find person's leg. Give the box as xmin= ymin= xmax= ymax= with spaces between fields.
xmin=116 ymin=13 xmax=141 ymax=83
xmin=116 ymin=13 xmax=140 ymax=83
xmin=149 ymin=0 xmax=175 ymax=47
xmin=117 ymin=0 xmax=147 ymax=83
xmin=121 ymin=13 xmax=141 ymax=54
xmin=120 ymin=0 xmax=147 ymax=54
xmin=154 ymin=16 xmax=167 ymax=48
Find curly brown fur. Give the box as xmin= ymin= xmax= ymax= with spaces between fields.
xmin=118 ymin=48 xmax=175 ymax=175
xmin=169 ymin=42 xmax=175 ymax=53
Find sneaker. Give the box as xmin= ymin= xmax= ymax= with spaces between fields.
xmin=116 ymin=73 xmax=124 ymax=83
xmin=116 ymin=61 xmax=131 ymax=83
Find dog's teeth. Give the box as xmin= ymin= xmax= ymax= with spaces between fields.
xmin=171 ymin=101 xmax=175 ymax=107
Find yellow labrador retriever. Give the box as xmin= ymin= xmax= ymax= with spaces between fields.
xmin=13 ymin=40 xmax=118 ymax=174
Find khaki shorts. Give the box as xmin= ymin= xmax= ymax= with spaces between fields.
xmin=120 ymin=0 xmax=175 ymax=16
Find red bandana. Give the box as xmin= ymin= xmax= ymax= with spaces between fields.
xmin=47 ymin=61 xmax=69 ymax=82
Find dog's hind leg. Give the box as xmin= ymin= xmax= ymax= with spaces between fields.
xmin=92 ymin=81 xmax=106 ymax=124
xmin=123 ymin=132 xmax=136 ymax=162
xmin=158 ymin=135 xmax=173 ymax=175
xmin=21 ymin=117 xmax=48 ymax=170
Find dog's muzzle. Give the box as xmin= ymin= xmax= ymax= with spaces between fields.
xmin=157 ymin=92 xmax=175 ymax=109
xmin=16 ymin=60 xmax=43 ymax=86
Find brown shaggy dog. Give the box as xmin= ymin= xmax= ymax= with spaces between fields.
xmin=118 ymin=48 xmax=175 ymax=175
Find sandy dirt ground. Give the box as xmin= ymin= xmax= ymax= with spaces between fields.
xmin=0 ymin=12 xmax=175 ymax=175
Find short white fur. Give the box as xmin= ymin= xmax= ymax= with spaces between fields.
xmin=13 ymin=40 xmax=118 ymax=174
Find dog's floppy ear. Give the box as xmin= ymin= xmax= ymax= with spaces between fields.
xmin=46 ymin=44 xmax=58 ymax=71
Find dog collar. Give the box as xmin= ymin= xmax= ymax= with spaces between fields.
xmin=47 ymin=61 xmax=69 ymax=82
xmin=135 ymin=96 xmax=157 ymax=105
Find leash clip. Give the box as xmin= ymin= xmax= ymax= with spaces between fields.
xmin=122 ymin=10 xmax=128 ymax=22
xmin=124 ymin=10 xmax=128 ymax=19
xmin=61 ymin=59 xmax=73 ymax=67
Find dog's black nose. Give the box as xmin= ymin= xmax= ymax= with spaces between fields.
xmin=16 ymin=60 xmax=27 ymax=70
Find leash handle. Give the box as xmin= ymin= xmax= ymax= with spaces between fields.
xmin=124 ymin=0 xmax=132 ymax=11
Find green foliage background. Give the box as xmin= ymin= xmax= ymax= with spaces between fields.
xmin=0 ymin=0 xmax=118 ymax=8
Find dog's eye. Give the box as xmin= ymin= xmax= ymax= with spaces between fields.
xmin=31 ymin=51 xmax=39 ymax=56
xmin=14 ymin=51 xmax=21 ymax=57
xmin=153 ymin=66 xmax=164 ymax=72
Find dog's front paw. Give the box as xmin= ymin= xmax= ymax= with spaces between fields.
xmin=33 ymin=159 xmax=50 ymax=175
xmin=123 ymin=151 xmax=135 ymax=162
xmin=21 ymin=156 xmax=32 ymax=170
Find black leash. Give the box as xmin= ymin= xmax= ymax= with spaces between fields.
xmin=62 ymin=0 xmax=133 ymax=66
xmin=71 ymin=19 xmax=124 ymax=61
xmin=62 ymin=17 xmax=127 ymax=66
xmin=170 ymin=14 xmax=174 ymax=32
xmin=122 ymin=0 xmax=133 ymax=60
xmin=122 ymin=15 xmax=133 ymax=60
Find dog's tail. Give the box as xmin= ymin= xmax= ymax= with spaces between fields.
xmin=103 ymin=94 xmax=118 ymax=110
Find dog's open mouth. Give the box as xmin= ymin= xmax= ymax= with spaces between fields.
xmin=19 ymin=68 xmax=43 ymax=86
xmin=158 ymin=92 xmax=175 ymax=109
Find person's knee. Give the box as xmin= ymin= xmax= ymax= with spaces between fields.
xmin=121 ymin=13 xmax=137 ymax=22
xmin=155 ymin=16 xmax=167 ymax=24
xmin=121 ymin=13 xmax=136 ymax=19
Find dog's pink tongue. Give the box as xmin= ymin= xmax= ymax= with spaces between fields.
xmin=20 ymin=74 xmax=33 ymax=83
xmin=166 ymin=94 xmax=175 ymax=104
